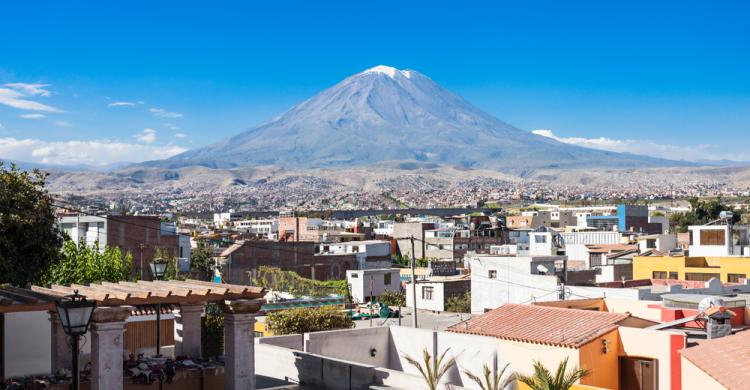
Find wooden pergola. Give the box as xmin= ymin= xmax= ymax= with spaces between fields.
xmin=0 ymin=280 xmax=266 ymax=390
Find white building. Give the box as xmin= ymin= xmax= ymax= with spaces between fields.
xmin=58 ymin=215 xmax=107 ymax=247
xmin=468 ymin=254 xmax=563 ymax=314
xmin=373 ymin=220 xmax=395 ymax=237
xmin=559 ymin=231 xmax=623 ymax=264
xmin=213 ymin=211 xmax=243 ymax=227
xmin=637 ymin=234 xmax=678 ymax=254
xmin=688 ymin=224 xmax=750 ymax=257
xmin=405 ymin=275 xmax=470 ymax=312
xmin=318 ymin=240 xmax=392 ymax=269
xmin=346 ymin=268 xmax=401 ymax=303
xmin=234 ymin=219 xmax=278 ymax=237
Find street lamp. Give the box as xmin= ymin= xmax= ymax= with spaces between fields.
xmin=149 ymin=259 xmax=168 ymax=357
xmin=55 ymin=290 xmax=96 ymax=390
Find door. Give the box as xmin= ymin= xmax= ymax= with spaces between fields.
xmin=620 ymin=357 xmax=658 ymax=390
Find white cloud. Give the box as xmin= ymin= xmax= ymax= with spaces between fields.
xmin=135 ymin=128 xmax=157 ymax=144
xmin=0 ymin=137 xmax=186 ymax=166
xmin=174 ymin=132 xmax=187 ymax=139
xmin=532 ymin=129 xmax=750 ymax=162
xmin=108 ymin=101 xmax=136 ymax=107
xmin=20 ymin=113 xmax=46 ymax=119
xmin=54 ymin=121 xmax=73 ymax=128
xmin=0 ymin=85 xmax=61 ymax=112
xmin=149 ymin=107 xmax=182 ymax=118
xmin=3 ymin=83 xmax=52 ymax=97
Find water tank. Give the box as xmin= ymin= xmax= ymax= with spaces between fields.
xmin=699 ymin=296 xmax=726 ymax=314
xmin=720 ymin=211 xmax=734 ymax=220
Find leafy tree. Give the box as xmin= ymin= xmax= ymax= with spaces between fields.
xmin=0 ymin=163 xmax=63 ymax=287
xmin=267 ymin=307 xmax=354 ymax=335
xmin=516 ymin=357 xmax=589 ymax=390
xmin=669 ymin=197 xmax=740 ymax=233
xmin=379 ymin=290 xmax=406 ymax=307
xmin=42 ymin=240 xmax=133 ymax=285
xmin=201 ymin=303 xmax=224 ymax=358
xmin=464 ymin=363 xmax=514 ymax=390
xmin=403 ymin=348 xmax=457 ymax=390
xmin=190 ymin=243 xmax=217 ymax=281
xmin=444 ymin=292 xmax=471 ymax=313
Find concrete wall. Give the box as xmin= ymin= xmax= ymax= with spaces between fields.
xmin=497 ymin=338 xmax=579 ymax=379
xmin=256 ymin=334 xmax=304 ymax=350
xmin=305 ymin=327 xmax=391 ymax=368
xmin=680 ymin=356 xmax=726 ymax=390
xmin=3 ymin=311 xmax=51 ymax=378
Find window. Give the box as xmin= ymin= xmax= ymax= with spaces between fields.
xmin=685 ymin=272 xmax=721 ymax=281
xmin=384 ymin=273 xmax=392 ymax=285
xmin=488 ymin=270 xmax=497 ymax=279
xmin=646 ymin=239 xmax=656 ymax=249
xmin=352 ymin=246 xmax=360 ymax=253
xmin=652 ymin=271 xmax=667 ymax=279
xmin=728 ymin=273 xmax=746 ymax=283
xmin=422 ymin=286 xmax=434 ymax=300
xmin=700 ymin=230 xmax=726 ymax=246
xmin=535 ymin=235 xmax=547 ymax=243
xmin=351 ymin=273 xmax=359 ymax=278
xmin=669 ymin=272 xmax=678 ymax=280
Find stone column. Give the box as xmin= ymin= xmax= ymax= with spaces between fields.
xmin=90 ymin=306 xmax=131 ymax=390
xmin=223 ymin=299 xmax=262 ymax=390
xmin=174 ymin=304 xmax=204 ymax=358
xmin=49 ymin=311 xmax=72 ymax=373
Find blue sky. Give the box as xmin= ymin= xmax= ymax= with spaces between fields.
xmin=0 ymin=0 xmax=748 ymax=166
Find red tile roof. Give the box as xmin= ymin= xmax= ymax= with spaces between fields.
xmin=447 ymin=304 xmax=629 ymax=348
xmin=681 ymin=330 xmax=750 ymax=390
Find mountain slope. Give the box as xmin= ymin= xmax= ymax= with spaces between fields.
xmin=154 ymin=65 xmax=689 ymax=170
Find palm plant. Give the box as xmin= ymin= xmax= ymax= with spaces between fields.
xmin=464 ymin=363 xmax=515 ymax=390
xmin=403 ymin=348 xmax=457 ymax=390
xmin=515 ymin=357 xmax=590 ymax=390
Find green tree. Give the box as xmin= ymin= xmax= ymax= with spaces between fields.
xmin=403 ymin=348 xmax=457 ymax=390
xmin=0 ymin=163 xmax=63 ymax=287
xmin=190 ymin=244 xmax=217 ymax=281
xmin=253 ymin=266 xmax=349 ymax=299
xmin=669 ymin=197 xmax=740 ymax=233
xmin=516 ymin=357 xmax=589 ymax=390
xmin=42 ymin=240 xmax=133 ymax=285
xmin=464 ymin=363 xmax=514 ymax=390
xmin=444 ymin=292 xmax=471 ymax=313
xmin=379 ymin=290 xmax=406 ymax=307
xmin=267 ymin=306 xmax=354 ymax=335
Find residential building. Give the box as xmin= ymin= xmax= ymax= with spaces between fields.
xmin=347 ymin=268 xmax=401 ymax=303
xmin=449 ymin=304 xmax=685 ymax=390
xmin=58 ymin=215 xmax=184 ymax=276
xmin=637 ymin=233 xmax=678 ymax=253
xmin=681 ymin=330 xmax=750 ymax=390
xmin=688 ymin=224 xmax=750 ymax=256
xmin=234 ymin=219 xmax=278 ymax=237
xmin=634 ymin=254 xmax=750 ymax=283
xmin=393 ymin=221 xmax=436 ymax=259
xmin=219 ymin=240 xmax=360 ymax=282
xmin=468 ymin=254 xmax=563 ymax=313
xmin=405 ymin=275 xmax=470 ymax=312
xmin=316 ymin=240 xmax=392 ymax=269
xmin=213 ymin=211 xmax=243 ymax=228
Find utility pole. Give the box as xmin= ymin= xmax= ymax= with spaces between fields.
xmin=410 ymin=235 xmax=418 ymax=328
xmin=369 ymin=275 xmax=374 ymax=328
xmin=138 ymin=243 xmax=145 ymax=280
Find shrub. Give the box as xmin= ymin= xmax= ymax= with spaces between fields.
xmin=267 ymin=306 xmax=354 ymax=335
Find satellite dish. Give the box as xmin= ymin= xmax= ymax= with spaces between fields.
xmin=699 ymin=297 xmax=726 ymax=314
xmin=536 ymin=264 xmax=549 ymax=275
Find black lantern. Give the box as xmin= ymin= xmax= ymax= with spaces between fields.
xmin=55 ymin=290 xmax=96 ymax=390
xmin=149 ymin=258 xmax=168 ymax=359
xmin=149 ymin=259 xmax=168 ymax=280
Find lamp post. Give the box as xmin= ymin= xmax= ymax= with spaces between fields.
xmin=149 ymin=259 xmax=168 ymax=357
xmin=55 ymin=290 xmax=96 ymax=390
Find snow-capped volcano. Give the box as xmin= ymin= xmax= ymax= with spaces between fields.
xmin=155 ymin=65 xmax=686 ymax=170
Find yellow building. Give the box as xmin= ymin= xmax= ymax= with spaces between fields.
xmin=633 ymin=255 xmax=750 ymax=283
